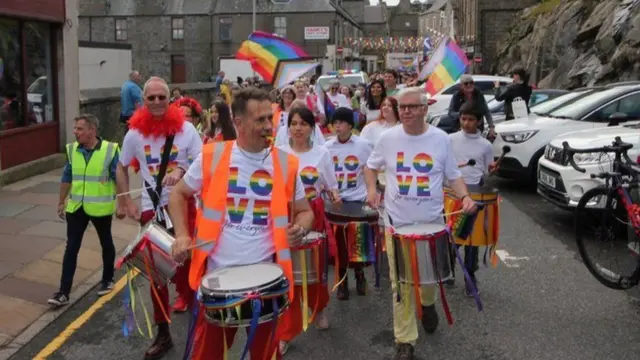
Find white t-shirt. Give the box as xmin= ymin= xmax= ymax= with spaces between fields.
xmin=449 ymin=131 xmax=493 ymax=185
xmin=360 ymin=121 xmax=399 ymax=147
xmin=327 ymin=93 xmax=351 ymax=109
xmin=183 ymin=143 xmax=306 ymax=269
xmin=324 ymin=135 xmax=373 ymax=202
xmin=278 ymin=144 xmax=338 ymax=200
xmin=120 ymin=121 xmax=202 ymax=211
xmin=360 ymin=102 xmax=381 ymax=123
xmin=274 ymin=124 xmax=326 ymax=148
xmin=367 ymin=125 xmax=461 ymax=227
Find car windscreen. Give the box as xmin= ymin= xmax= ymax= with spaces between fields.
xmin=317 ymin=75 xmax=365 ymax=90
xmin=548 ymin=87 xmax=636 ymax=120
xmin=531 ymin=89 xmax=595 ymax=116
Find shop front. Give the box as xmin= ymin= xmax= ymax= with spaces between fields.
xmin=0 ymin=0 xmax=64 ymax=170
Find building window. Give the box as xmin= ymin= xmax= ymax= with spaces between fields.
xmin=115 ymin=18 xmax=127 ymax=41
xmin=219 ymin=17 xmax=232 ymax=41
xmin=172 ymin=18 xmax=184 ymax=40
xmin=274 ymin=16 xmax=286 ymax=38
xmin=0 ymin=19 xmax=23 ymax=130
xmin=25 ymin=22 xmax=54 ymax=124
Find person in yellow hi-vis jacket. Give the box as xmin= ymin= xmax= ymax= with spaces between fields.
xmin=48 ymin=114 xmax=122 ymax=308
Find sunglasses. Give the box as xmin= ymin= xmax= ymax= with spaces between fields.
xmin=462 ymin=82 xmax=474 ymax=85
xmin=146 ymin=95 xmax=167 ymax=101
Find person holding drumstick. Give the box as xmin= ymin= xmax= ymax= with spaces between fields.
xmin=364 ymin=87 xmax=476 ymax=360
xmin=449 ymin=102 xmax=499 ymax=296
xmin=324 ymin=107 xmax=374 ymax=300
xmin=168 ymin=87 xmax=314 ymax=360
xmin=276 ymin=106 xmax=341 ymax=355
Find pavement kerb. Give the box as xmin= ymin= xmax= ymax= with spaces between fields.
xmin=0 ymin=269 xmax=105 ymax=360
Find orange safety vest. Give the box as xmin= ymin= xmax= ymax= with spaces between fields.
xmin=272 ymin=103 xmax=282 ymax=137
xmin=189 ymin=141 xmax=299 ymax=302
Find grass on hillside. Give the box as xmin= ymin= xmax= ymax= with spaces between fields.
xmin=528 ymin=0 xmax=563 ymax=17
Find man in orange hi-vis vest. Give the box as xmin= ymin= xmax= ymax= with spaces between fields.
xmin=168 ymin=87 xmax=314 ymax=360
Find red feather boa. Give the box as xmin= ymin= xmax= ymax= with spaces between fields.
xmin=127 ymin=105 xmax=185 ymax=172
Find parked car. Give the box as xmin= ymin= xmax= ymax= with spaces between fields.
xmin=428 ymin=89 xmax=568 ymax=134
xmin=426 ymin=75 xmax=513 ymax=115
xmin=537 ymin=123 xmax=640 ymax=209
xmin=316 ymin=70 xmax=368 ymax=90
xmin=492 ymin=82 xmax=640 ymax=184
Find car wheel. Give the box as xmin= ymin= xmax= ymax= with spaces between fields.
xmin=526 ymin=149 xmax=545 ymax=189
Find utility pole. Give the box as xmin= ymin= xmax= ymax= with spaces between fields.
xmin=253 ymin=0 xmax=256 ymax=32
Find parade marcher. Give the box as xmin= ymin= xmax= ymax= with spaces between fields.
xmin=203 ymin=100 xmax=236 ymax=144
xmin=360 ymin=96 xmax=400 ymax=146
xmin=494 ymin=67 xmax=533 ymax=120
xmin=324 ymin=107 xmax=374 ymax=300
xmin=168 ymin=87 xmax=314 ymax=360
xmin=116 ymin=76 xmax=203 ymax=360
xmin=326 ymin=79 xmax=351 ymax=109
xmin=170 ymin=87 xmax=183 ymax=104
xmin=175 ymin=96 xmax=204 ymax=133
xmin=447 ymin=74 xmax=495 ymax=137
xmin=276 ymin=107 xmax=341 ymax=355
xmin=120 ymin=70 xmax=143 ymax=132
xmin=383 ymin=69 xmax=402 ymax=97
xmin=274 ymin=99 xmax=325 ymax=147
xmin=360 ymin=79 xmax=386 ymax=126
xmin=272 ymin=85 xmax=297 ymax=134
xmin=364 ymin=87 xmax=476 ymax=360
xmin=48 ymin=114 xmax=120 ymax=307
xmin=449 ymin=102 xmax=498 ymax=296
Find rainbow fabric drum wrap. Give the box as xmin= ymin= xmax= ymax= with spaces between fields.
xmin=291 ymin=231 xmax=328 ymax=285
xmin=444 ymin=185 xmax=500 ymax=247
xmin=324 ymin=201 xmax=379 ymax=265
xmin=198 ymin=263 xmax=290 ymax=328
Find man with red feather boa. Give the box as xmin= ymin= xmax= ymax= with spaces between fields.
xmin=116 ymin=77 xmax=202 ymax=360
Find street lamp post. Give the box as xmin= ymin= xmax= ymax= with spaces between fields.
xmin=253 ymin=0 xmax=256 ymax=32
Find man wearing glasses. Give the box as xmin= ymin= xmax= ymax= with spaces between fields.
xmin=364 ymin=87 xmax=477 ymax=360
xmin=447 ymin=74 xmax=495 ymax=139
xmin=116 ymin=77 xmax=203 ymax=360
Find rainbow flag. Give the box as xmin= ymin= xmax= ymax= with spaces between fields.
xmin=236 ymin=31 xmax=319 ymax=88
xmin=424 ymin=39 xmax=470 ymax=96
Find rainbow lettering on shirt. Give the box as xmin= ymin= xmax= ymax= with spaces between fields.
xmin=227 ymin=197 xmax=249 ymax=223
xmin=346 ymin=173 xmax=357 ymax=188
xmin=416 ymin=176 xmax=431 ymax=196
xmin=413 ymin=153 xmax=433 ymax=173
xmin=144 ymin=144 xmax=180 ymax=181
xmin=343 ymin=155 xmax=359 ymax=171
xmin=396 ymin=152 xmax=410 ymax=172
xmin=333 ymin=156 xmax=343 ymax=172
xmin=249 ymin=169 xmax=273 ymax=196
xmin=300 ymin=166 xmax=320 ymax=199
xmin=397 ymin=175 xmax=413 ymax=195
xmin=252 ymin=199 xmax=270 ymax=225
xmin=228 ymin=167 xmax=246 ymax=194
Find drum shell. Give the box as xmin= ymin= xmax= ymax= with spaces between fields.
xmin=123 ymin=222 xmax=177 ymax=285
xmin=291 ymin=237 xmax=327 ymax=285
xmin=444 ymin=186 xmax=500 ymax=246
xmin=324 ymin=201 xmax=378 ymax=224
xmin=393 ymin=231 xmax=452 ymax=285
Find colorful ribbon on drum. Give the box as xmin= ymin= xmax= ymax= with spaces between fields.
xmin=449 ymin=198 xmax=501 ymax=268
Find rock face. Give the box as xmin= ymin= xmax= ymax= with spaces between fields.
xmin=493 ymin=0 xmax=640 ymax=89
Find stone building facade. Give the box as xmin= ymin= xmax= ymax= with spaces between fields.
xmin=78 ymin=0 xmax=365 ymax=83
xmin=418 ymin=0 xmax=454 ymax=46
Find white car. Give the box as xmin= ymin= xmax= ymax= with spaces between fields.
xmin=316 ymin=70 xmax=368 ymax=91
xmin=492 ymin=83 xmax=640 ymax=184
xmin=537 ymin=124 xmax=640 ymax=208
xmin=427 ymin=75 xmax=513 ymax=115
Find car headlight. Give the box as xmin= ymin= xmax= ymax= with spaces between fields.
xmin=500 ymin=130 xmax=539 ymax=143
xmin=573 ymin=152 xmax=612 ymax=165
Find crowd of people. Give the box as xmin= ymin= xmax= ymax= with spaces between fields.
xmin=49 ymin=66 xmax=530 ymax=360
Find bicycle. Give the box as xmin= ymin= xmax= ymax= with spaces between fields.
xmin=563 ymin=136 xmax=640 ymax=290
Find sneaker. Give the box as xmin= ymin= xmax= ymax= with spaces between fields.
xmin=315 ymin=310 xmax=329 ymax=330
xmin=97 ymin=281 xmax=114 ymax=296
xmin=355 ymin=269 xmax=367 ymax=296
xmin=279 ymin=340 xmax=290 ymax=356
xmin=394 ymin=343 xmax=415 ymax=360
xmin=420 ymin=304 xmax=439 ymax=334
xmin=172 ymin=296 xmax=189 ymax=313
xmin=629 ymin=242 xmax=640 ymax=256
xmin=47 ymin=292 xmax=69 ymax=307
xmin=465 ymin=277 xmax=480 ymax=298
xmin=444 ymin=278 xmax=455 ymax=288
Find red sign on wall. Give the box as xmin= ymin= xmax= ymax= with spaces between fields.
xmin=0 ymin=0 xmax=65 ymax=23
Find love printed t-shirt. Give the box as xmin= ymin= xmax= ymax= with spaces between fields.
xmin=324 ymin=135 xmax=373 ymax=201
xmin=279 ymin=144 xmax=338 ymax=200
xmin=184 ymin=143 xmax=306 ymax=269
xmin=274 ymin=124 xmax=326 ymax=148
xmin=120 ymin=121 xmax=202 ymax=211
xmin=367 ymin=125 xmax=461 ymax=227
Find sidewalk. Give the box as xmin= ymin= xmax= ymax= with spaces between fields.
xmin=0 ymin=168 xmax=142 ymax=357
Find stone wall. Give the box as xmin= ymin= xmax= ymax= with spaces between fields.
xmin=79 ymin=82 xmax=218 ymax=143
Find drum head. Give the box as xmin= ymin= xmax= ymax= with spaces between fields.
xmin=324 ymin=201 xmax=378 ymax=219
xmin=123 ymin=221 xmax=158 ymax=257
xmin=394 ymin=223 xmax=447 ymax=236
xmin=202 ymin=263 xmax=283 ymax=292
xmin=467 ymin=184 xmax=499 ymax=195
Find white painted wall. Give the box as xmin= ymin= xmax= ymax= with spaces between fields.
xmin=59 ymin=0 xmax=80 ymax=148
xmin=79 ymin=46 xmax=132 ymax=90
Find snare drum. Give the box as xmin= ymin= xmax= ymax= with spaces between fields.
xmin=291 ymin=232 xmax=328 ymax=285
xmin=325 ymin=201 xmax=379 ymax=265
xmin=118 ymin=222 xmax=177 ymax=285
xmin=199 ymin=263 xmax=290 ymax=328
xmin=444 ymin=185 xmax=500 ymax=247
xmin=392 ymin=223 xmax=452 ymax=285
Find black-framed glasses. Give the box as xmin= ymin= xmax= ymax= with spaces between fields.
xmin=462 ymin=82 xmax=474 ymax=86
xmin=398 ymin=104 xmax=424 ymax=111
xmin=146 ymin=95 xmax=167 ymax=101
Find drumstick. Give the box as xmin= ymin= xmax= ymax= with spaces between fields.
xmin=458 ymin=159 xmax=476 ymax=168
xmin=116 ymin=185 xmax=153 ymax=197
xmin=490 ymin=145 xmax=511 ymax=176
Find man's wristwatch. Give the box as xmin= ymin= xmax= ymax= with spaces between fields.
xmin=461 ymin=194 xmax=470 ymax=201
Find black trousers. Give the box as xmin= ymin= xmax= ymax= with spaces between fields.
xmin=60 ymin=207 xmax=115 ymax=296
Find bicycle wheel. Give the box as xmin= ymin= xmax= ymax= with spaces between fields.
xmin=575 ymin=187 xmax=640 ymax=290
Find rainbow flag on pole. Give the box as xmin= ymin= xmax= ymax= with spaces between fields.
xmin=424 ymin=39 xmax=470 ymax=96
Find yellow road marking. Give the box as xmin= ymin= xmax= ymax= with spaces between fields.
xmin=34 ymin=269 xmax=139 ymax=359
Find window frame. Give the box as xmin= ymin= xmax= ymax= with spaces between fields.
xmin=115 ymin=18 xmax=127 ymax=41
xmin=172 ymin=17 xmax=184 ymax=40
xmin=583 ymin=91 xmax=640 ymax=122
xmin=274 ymin=16 xmax=286 ymax=38
xmin=219 ymin=16 xmax=232 ymax=42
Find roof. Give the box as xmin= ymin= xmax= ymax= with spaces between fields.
xmin=214 ymin=0 xmax=335 ymax=14
xmin=364 ymin=5 xmax=385 ymax=24
xmin=425 ymin=0 xmax=448 ymax=14
xmin=165 ymin=0 xmax=217 ymax=15
xmin=91 ymin=0 xmax=217 ymax=16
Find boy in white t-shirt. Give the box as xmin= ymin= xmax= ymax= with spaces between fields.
xmin=324 ymin=107 xmax=374 ymax=300
xmin=449 ymin=102 xmax=498 ymax=297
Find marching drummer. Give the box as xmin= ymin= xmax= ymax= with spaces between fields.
xmin=168 ymin=87 xmax=314 ymax=360
xmin=364 ymin=87 xmax=476 ymax=360
xmin=449 ymin=102 xmax=498 ymax=296
xmin=324 ymin=107 xmax=374 ymax=300
xmin=276 ymin=106 xmax=341 ymax=355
